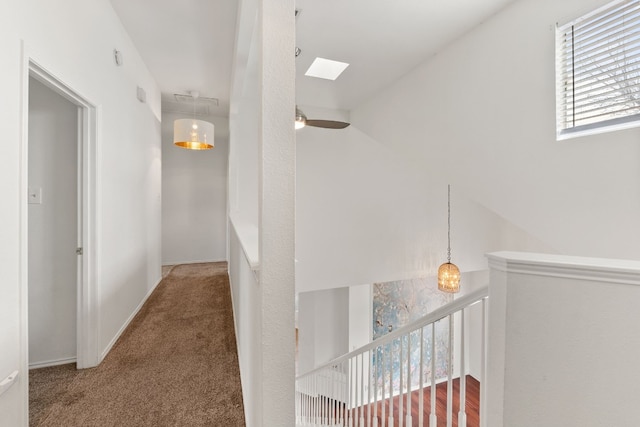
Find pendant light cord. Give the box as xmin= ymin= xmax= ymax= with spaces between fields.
xmin=447 ymin=184 xmax=451 ymax=263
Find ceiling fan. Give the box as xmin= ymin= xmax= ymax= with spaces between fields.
xmin=295 ymin=106 xmax=350 ymax=130
xmin=294 ymin=45 xmax=350 ymax=130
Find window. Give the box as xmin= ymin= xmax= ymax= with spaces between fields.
xmin=557 ymin=0 xmax=640 ymax=139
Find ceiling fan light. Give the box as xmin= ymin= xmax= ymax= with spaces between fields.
xmin=295 ymin=108 xmax=307 ymax=130
xmin=174 ymin=118 xmax=214 ymax=150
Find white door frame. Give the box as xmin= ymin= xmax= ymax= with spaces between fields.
xmin=21 ymin=57 xmax=100 ymax=371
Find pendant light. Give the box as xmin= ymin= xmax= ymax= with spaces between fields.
xmin=173 ymin=91 xmax=214 ymax=150
xmin=438 ymin=184 xmax=460 ymax=293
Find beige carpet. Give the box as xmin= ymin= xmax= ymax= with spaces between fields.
xmin=30 ymin=262 xmax=245 ymax=426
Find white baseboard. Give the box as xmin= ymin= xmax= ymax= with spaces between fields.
xmin=100 ymin=276 xmax=163 ymax=361
xmin=162 ymin=258 xmax=227 ymax=266
xmin=29 ymin=357 xmax=76 ymax=370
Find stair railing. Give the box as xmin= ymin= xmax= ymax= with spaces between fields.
xmin=295 ymin=286 xmax=488 ymax=427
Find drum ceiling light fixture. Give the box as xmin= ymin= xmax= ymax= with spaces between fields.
xmin=173 ymin=91 xmax=214 ymax=150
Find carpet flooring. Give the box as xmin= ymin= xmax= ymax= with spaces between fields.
xmin=29 ymin=262 xmax=245 ymax=426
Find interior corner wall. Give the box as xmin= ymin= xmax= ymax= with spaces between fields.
xmin=161 ymin=111 xmax=229 ymax=265
xmin=350 ymin=0 xmax=640 ymax=262
xmin=298 ymin=287 xmax=350 ymax=374
xmin=0 ymin=1 xmax=161 ymax=423
xmin=295 ymin=115 xmax=553 ymax=294
xmin=457 ymin=270 xmax=489 ymax=380
xmin=349 ymin=284 xmax=372 ymax=352
xmin=228 ymin=0 xmax=295 ymax=425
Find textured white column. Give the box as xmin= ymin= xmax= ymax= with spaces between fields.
xmin=258 ymin=0 xmax=296 ymax=425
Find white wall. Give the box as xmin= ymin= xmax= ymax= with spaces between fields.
xmin=162 ymin=111 xmax=229 ymax=265
xmin=228 ymin=0 xmax=295 ymax=425
xmin=348 ymin=284 xmax=372 ymax=352
xmin=228 ymin=5 xmax=260 ymax=230
xmin=351 ymin=0 xmax=640 ymax=263
xmin=0 ymin=1 xmax=161 ymax=424
xmin=298 ymin=287 xmax=350 ymax=374
xmin=296 ymin=113 xmax=553 ymax=293
xmin=487 ymin=252 xmax=640 ymax=427
xmin=228 ymin=224 xmax=262 ymax=426
xmin=457 ymin=270 xmax=489 ymax=380
xmin=295 ymin=0 xmax=640 ymax=372
xmin=28 ymin=78 xmax=78 ymax=368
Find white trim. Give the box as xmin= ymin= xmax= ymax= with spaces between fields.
xmin=162 ymin=258 xmax=228 ymax=266
xmin=556 ymin=114 xmax=640 ymax=140
xmin=229 ymin=215 xmax=260 ymax=270
xmin=486 ymin=251 xmax=640 ymax=286
xmin=18 ymin=40 xmax=30 ymax=427
xmin=26 ymin=60 xmax=101 ymax=370
xmin=100 ymin=276 xmax=163 ymax=361
xmin=29 ymin=357 xmax=77 ymax=370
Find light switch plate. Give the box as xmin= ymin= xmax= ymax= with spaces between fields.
xmin=28 ymin=187 xmax=42 ymax=204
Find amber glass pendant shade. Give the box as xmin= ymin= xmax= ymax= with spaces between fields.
xmin=438 ymin=262 xmax=460 ymax=293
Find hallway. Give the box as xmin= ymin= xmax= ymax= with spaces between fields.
xmin=29 ymin=263 xmax=245 ymax=426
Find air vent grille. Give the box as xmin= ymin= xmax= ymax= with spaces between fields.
xmin=163 ymin=94 xmax=219 ymax=116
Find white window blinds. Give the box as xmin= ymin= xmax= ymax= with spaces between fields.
xmin=557 ymin=0 xmax=640 ymax=137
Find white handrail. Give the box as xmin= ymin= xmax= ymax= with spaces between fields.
xmin=297 ymin=286 xmax=488 ymax=380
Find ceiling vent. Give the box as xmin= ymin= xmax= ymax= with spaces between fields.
xmin=163 ymin=94 xmax=219 ymax=116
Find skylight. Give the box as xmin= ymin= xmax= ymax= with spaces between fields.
xmin=304 ymin=57 xmax=349 ymax=81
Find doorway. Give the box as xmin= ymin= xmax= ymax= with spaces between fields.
xmin=22 ymin=61 xmax=100 ymax=375
xmin=27 ymin=76 xmax=79 ymax=369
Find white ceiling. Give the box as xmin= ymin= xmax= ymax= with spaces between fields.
xmin=109 ymin=0 xmax=238 ymax=116
xmin=109 ymin=0 xmax=516 ymax=116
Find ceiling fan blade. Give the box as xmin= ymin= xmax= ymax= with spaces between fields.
xmin=305 ymin=119 xmax=351 ymax=129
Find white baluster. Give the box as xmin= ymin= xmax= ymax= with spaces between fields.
xmin=430 ymin=322 xmax=437 ymax=427
xmin=350 ymin=358 xmax=354 ymax=427
xmin=368 ymin=350 xmax=372 ymax=427
xmin=459 ymin=309 xmax=467 ymax=427
xmin=388 ymin=343 xmax=393 ymax=427
xmin=315 ymin=374 xmax=318 ymax=426
xmin=373 ymin=347 xmax=379 ymax=427
xmin=399 ymin=337 xmax=404 ymax=427
xmin=322 ymin=374 xmax=326 ymax=427
xmin=381 ymin=345 xmax=386 ymax=427
xmin=339 ymin=366 xmax=342 ymax=426
xmin=406 ymin=332 xmax=412 ymax=427
xmin=360 ymin=353 xmax=365 ymax=427
xmin=480 ymin=298 xmax=488 ymax=427
xmin=447 ymin=315 xmax=453 ymax=427
xmin=419 ymin=327 xmax=424 ymax=427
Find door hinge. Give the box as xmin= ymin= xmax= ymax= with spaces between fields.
xmin=76 ymin=247 xmax=83 ymax=255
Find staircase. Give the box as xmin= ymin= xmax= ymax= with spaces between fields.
xmin=295 ymin=287 xmax=488 ymax=427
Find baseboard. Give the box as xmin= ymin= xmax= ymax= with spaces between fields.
xmin=162 ymin=258 xmax=227 ymax=266
xmin=100 ymin=275 xmax=163 ymax=362
xmin=29 ymin=356 xmax=76 ymax=370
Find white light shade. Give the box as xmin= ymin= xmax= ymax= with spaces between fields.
xmin=174 ymin=118 xmax=214 ymax=150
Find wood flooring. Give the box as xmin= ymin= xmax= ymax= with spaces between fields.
xmin=304 ymin=375 xmax=480 ymax=427
xmin=365 ymin=375 xmax=480 ymax=427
